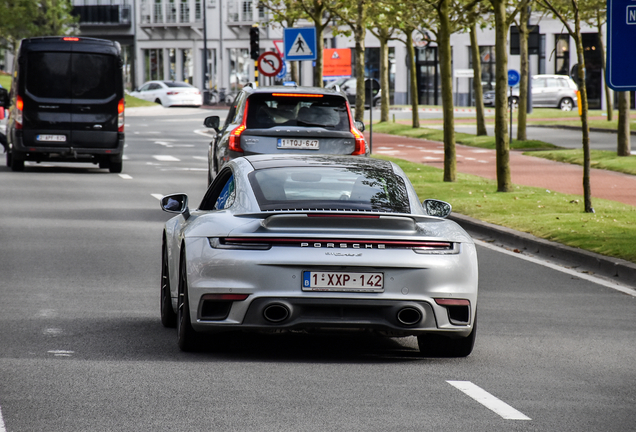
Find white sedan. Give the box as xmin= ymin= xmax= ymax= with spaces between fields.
xmin=130 ymin=80 xmax=202 ymax=107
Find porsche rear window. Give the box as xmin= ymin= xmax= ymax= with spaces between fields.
xmin=245 ymin=93 xmax=349 ymax=131
xmin=249 ymin=165 xmax=410 ymax=213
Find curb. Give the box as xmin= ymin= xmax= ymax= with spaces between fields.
xmin=449 ymin=212 xmax=636 ymax=286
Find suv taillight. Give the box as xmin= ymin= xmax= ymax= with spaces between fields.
xmin=15 ymin=95 xmax=23 ymax=129
xmin=118 ymin=98 xmax=125 ymax=132
xmin=346 ymin=101 xmax=366 ymax=155
xmin=228 ymin=98 xmax=249 ymax=152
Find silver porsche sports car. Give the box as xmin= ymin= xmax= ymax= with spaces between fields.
xmin=160 ymin=155 xmax=478 ymax=356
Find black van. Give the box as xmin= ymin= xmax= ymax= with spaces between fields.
xmin=0 ymin=36 xmax=125 ymax=173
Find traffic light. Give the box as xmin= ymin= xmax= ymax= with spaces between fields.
xmin=250 ymin=25 xmax=260 ymax=61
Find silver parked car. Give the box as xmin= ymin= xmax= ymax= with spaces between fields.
xmin=203 ymin=85 xmax=367 ymax=185
xmin=159 ymin=155 xmax=479 ymax=356
xmin=483 ymin=74 xmax=579 ymax=111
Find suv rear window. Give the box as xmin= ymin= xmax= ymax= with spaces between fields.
xmin=26 ymin=52 xmax=117 ymax=100
xmin=245 ymin=93 xmax=350 ymax=131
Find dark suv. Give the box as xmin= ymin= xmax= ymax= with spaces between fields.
xmin=203 ymin=84 xmax=367 ymax=184
xmin=1 ymin=36 xmax=125 ymax=172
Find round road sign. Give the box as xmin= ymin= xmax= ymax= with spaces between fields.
xmin=508 ymin=69 xmax=520 ymax=87
xmin=257 ymin=52 xmax=283 ymax=77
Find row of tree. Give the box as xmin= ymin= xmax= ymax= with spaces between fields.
xmin=0 ymin=0 xmax=77 ymax=50
xmin=263 ymin=0 xmax=632 ymax=213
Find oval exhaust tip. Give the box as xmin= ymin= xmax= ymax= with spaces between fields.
xmin=397 ymin=307 xmax=422 ymax=326
xmin=263 ymin=304 xmax=290 ymax=323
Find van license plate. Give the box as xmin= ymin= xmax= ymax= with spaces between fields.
xmin=302 ymin=271 xmax=384 ymax=292
xmin=277 ymin=139 xmax=319 ymax=150
xmin=37 ymin=135 xmax=67 ymax=142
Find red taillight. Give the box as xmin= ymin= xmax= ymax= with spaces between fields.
xmin=166 ymin=91 xmax=180 ymax=95
xmin=63 ymin=37 xmax=80 ymax=41
xmin=15 ymin=95 xmax=23 ymax=129
xmin=347 ymin=101 xmax=366 ymax=155
xmin=271 ymin=93 xmax=323 ymax=97
xmin=117 ymin=98 xmax=125 ymax=132
xmin=229 ymin=98 xmax=249 ymax=152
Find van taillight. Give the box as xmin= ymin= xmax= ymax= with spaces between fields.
xmin=228 ymin=98 xmax=249 ymax=152
xmin=15 ymin=95 xmax=23 ymax=129
xmin=118 ymin=98 xmax=125 ymax=132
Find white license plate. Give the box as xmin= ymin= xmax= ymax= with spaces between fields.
xmin=277 ymin=138 xmax=319 ymax=150
xmin=36 ymin=134 xmax=67 ymax=142
xmin=302 ymin=271 xmax=384 ymax=292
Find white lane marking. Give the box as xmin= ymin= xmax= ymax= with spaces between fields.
xmin=151 ymin=194 xmax=164 ymax=200
xmin=119 ymin=174 xmax=133 ymax=180
xmin=159 ymin=167 xmax=207 ymax=172
xmin=122 ymin=155 xmax=129 ymax=160
xmin=153 ymin=155 xmax=180 ymax=162
xmin=47 ymin=350 xmax=74 ymax=357
xmin=447 ymin=381 xmax=531 ymax=420
xmin=192 ymin=156 xmax=208 ymax=161
xmin=475 ymin=239 xmax=636 ymax=297
xmin=0 ymin=403 xmax=6 ymax=432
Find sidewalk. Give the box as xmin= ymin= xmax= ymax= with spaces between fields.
xmin=369 ymin=132 xmax=636 ymax=207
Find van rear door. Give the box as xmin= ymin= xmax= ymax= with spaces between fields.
xmin=70 ymin=51 xmax=120 ymax=149
xmin=24 ymin=51 xmax=73 ymax=147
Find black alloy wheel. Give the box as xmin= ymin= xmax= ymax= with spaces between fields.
xmin=160 ymin=240 xmax=177 ymax=328
xmin=177 ymin=248 xmax=201 ymax=351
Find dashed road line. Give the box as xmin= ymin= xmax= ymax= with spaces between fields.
xmin=151 ymin=194 xmax=164 ymax=200
xmin=447 ymin=381 xmax=531 ymax=420
xmin=0 ymin=403 xmax=5 ymax=432
xmin=119 ymin=174 xmax=133 ymax=180
xmin=153 ymin=155 xmax=180 ymax=162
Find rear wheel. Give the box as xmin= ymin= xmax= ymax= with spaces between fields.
xmin=177 ymin=249 xmax=202 ymax=351
xmin=161 ymin=240 xmax=177 ymax=328
xmin=10 ymin=151 xmax=24 ymax=172
xmin=109 ymin=161 xmax=123 ymax=173
xmin=559 ymin=98 xmax=574 ymax=111
xmin=417 ymin=316 xmax=477 ymax=358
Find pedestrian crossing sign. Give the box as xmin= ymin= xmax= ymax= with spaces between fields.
xmin=283 ymin=27 xmax=317 ymax=61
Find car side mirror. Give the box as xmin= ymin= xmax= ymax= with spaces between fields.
xmin=0 ymin=88 xmax=8 ymax=109
xmin=354 ymin=120 xmax=365 ymax=132
xmin=204 ymin=115 xmax=220 ymax=131
xmin=161 ymin=193 xmax=190 ymax=219
xmin=423 ymin=199 xmax=452 ymax=218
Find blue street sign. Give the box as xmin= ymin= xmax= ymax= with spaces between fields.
xmin=276 ymin=62 xmax=287 ymax=79
xmin=508 ymin=69 xmax=520 ymax=87
xmin=283 ymin=28 xmax=317 ymax=61
xmin=607 ymin=0 xmax=636 ymax=90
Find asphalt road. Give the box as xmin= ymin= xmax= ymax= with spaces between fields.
xmin=0 ymin=107 xmax=634 ymax=431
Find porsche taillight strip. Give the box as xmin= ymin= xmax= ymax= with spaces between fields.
xmin=221 ymin=237 xmax=454 ymax=249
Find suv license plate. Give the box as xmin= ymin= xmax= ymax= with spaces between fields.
xmin=302 ymin=271 xmax=384 ymax=292
xmin=277 ymin=138 xmax=319 ymax=150
xmin=37 ymin=135 xmax=67 ymax=142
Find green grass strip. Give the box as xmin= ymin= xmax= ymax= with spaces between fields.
xmin=374 ymin=155 xmax=636 ymax=264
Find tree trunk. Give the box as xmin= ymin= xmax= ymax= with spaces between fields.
xmin=438 ymin=0 xmax=456 ymax=182
xmin=353 ymin=3 xmax=367 ymax=123
xmin=573 ymin=12 xmax=593 ymax=213
xmin=597 ymin=12 xmax=612 ymax=121
xmin=492 ymin=0 xmax=512 ymax=192
xmin=470 ymin=23 xmax=487 ymax=136
xmin=406 ymin=31 xmax=420 ymax=128
xmin=314 ymin=22 xmax=325 ymax=87
xmin=379 ymin=35 xmax=390 ymax=122
xmin=517 ymin=1 xmax=529 ymax=141
xmin=617 ymin=91 xmax=631 ymax=156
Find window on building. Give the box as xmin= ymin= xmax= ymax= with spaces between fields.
xmin=153 ymin=0 xmax=163 ymax=23
xmin=195 ymin=0 xmax=201 ymax=20
xmin=166 ymin=0 xmax=176 ymax=22
xmin=169 ymin=48 xmax=177 ymax=81
xmin=229 ymin=48 xmax=249 ymax=91
xmin=180 ymin=0 xmax=190 ymax=22
xmin=182 ymin=49 xmax=193 ymax=84
xmin=555 ymin=34 xmax=569 ymax=75
xmin=144 ymin=49 xmax=164 ymax=81
xmin=242 ymin=1 xmax=253 ymax=21
xmin=473 ymin=46 xmax=495 ymax=92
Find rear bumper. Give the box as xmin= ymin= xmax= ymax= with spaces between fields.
xmin=11 ymin=133 xmax=125 ymax=161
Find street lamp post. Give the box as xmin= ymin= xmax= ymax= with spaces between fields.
xmin=202 ymin=0 xmax=209 ymax=104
